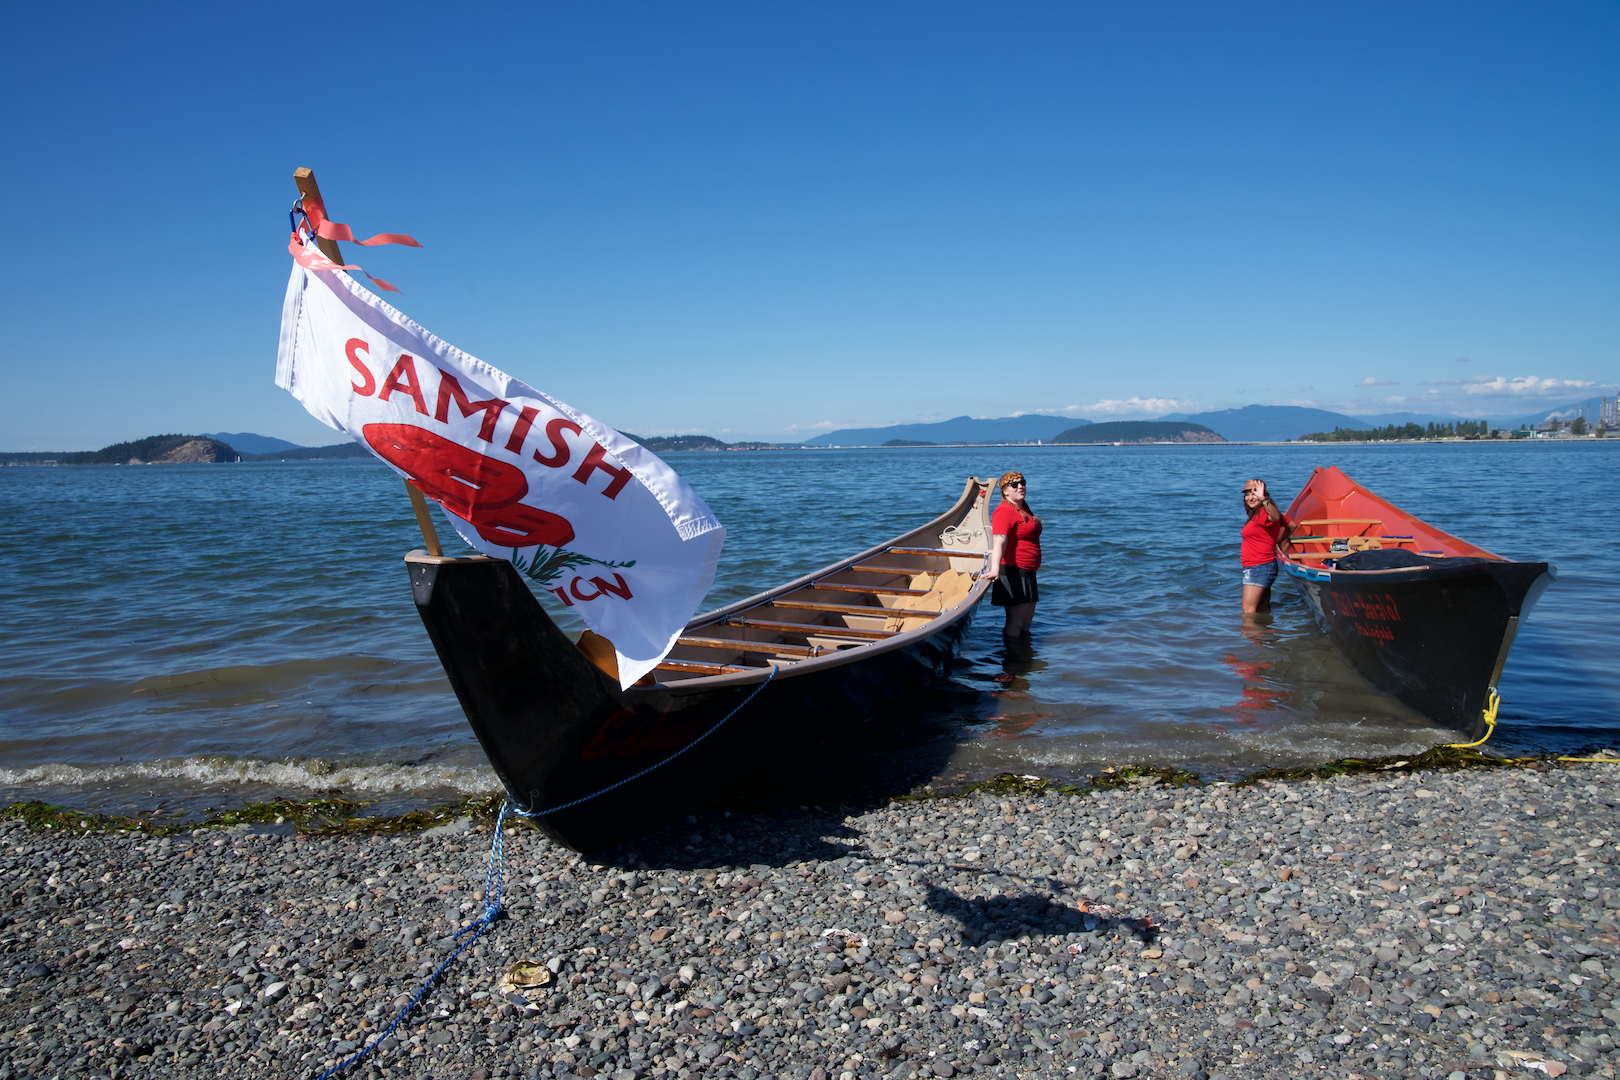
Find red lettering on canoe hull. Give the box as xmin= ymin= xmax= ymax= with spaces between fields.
xmin=579 ymin=709 xmax=703 ymax=761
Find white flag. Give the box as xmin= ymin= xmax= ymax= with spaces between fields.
xmin=275 ymin=253 xmax=725 ymax=688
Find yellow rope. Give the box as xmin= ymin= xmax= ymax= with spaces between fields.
xmin=1446 ymin=688 xmax=1499 ymax=749
xmin=1442 ymin=686 xmax=1618 ymax=763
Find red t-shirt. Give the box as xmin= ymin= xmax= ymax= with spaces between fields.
xmin=1240 ymin=510 xmax=1287 ymax=567
xmin=993 ymin=501 xmax=1042 ymax=571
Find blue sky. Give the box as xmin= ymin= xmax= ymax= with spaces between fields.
xmin=3 ymin=2 xmax=1616 ymax=450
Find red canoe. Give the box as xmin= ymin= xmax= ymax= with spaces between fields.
xmin=1278 ymin=466 xmax=1556 ymax=739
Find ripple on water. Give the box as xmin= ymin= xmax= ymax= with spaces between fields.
xmin=1 ymin=442 xmax=1616 ymax=817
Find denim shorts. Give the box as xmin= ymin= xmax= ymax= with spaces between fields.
xmin=1242 ymin=561 xmax=1278 ymax=589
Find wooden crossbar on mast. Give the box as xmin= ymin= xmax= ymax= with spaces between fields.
xmin=294 ymin=166 xmax=442 ymax=557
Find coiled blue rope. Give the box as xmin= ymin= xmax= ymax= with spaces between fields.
xmin=312 ymin=664 xmax=775 ymax=1078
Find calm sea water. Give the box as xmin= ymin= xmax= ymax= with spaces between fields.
xmin=2 ymin=442 xmax=1615 ymax=820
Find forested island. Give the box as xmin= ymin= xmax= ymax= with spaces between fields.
xmin=623 ymin=434 xmax=789 ymax=452
xmin=1052 ymin=421 xmax=1224 ymax=444
xmin=1299 ymin=420 xmax=1500 ymax=442
xmin=0 ymin=435 xmax=370 ymax=465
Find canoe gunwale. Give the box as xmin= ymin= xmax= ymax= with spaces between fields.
xmin=404 ymin=476 xmax=994 ymax=695
xmin=636 ymin=477 xmax=991 ymax=691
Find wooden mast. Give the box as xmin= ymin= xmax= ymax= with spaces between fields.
xmin=292 ymin=168 xmax=344 ymax=266
xmin=294 ymin=167 xmax=443 ymax=557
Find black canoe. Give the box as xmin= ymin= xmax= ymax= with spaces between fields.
xmin=1278 ymin=466 xmax=1556 ymax=740
xmin=407 ymin=477 xmax=994 ymax=852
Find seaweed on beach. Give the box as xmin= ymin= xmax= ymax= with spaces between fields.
xmin=5 ymin=747 xmax=1608 ymax=839
xmin=0 ymin=792 xmax=520 ymax=837
xmin=892 ymin=771 xmax=1081 ymax=803
xmin=1086 ymin=764 xmax=1201 ymax=790
xmin=1235 ymin=744 xmax=1533 ymax=785
xmin=296 ymin=792 xmax=512 ymax=836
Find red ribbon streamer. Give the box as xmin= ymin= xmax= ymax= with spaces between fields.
xmin=288 ymin=234 xmax=401 ymax=293
xmin=302 ymin=196 xmax=420 ymax=248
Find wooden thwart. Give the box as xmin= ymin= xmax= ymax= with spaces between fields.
xmin=676 ymin=636 xmax=817 ymax=658
xmin=811 ymin=581 xmax=933 ymax=597
xmin=655 ymin=658 xmax=754 ymax=676
xmin=1287 ymin=551 xmax=1431 ymax=562
xmin=848 ymin=563 xmax=927 ymax=576
xmin=1295 ymin=518 xmax=1382 ymax=527
xmin=764 ymin=599 xmax=920 ymax=615
xmin=886 ymin=546 xmax=987 ymax=558
xmin=723 ymin=617 xmax=897 ymax=640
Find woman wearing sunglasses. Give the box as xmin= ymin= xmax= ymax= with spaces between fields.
xmin=983 ymin=471 xmax=1041 ymax=638
xmin=1241 ymin=478 xmax=1292 ymax=616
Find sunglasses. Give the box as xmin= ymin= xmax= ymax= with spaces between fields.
xmin=1005 ymin=480 xmax=1027 ymax=487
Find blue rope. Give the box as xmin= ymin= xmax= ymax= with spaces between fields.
xmin=512 ymin=664 xmax=777 ymax=819
xmin=310 ymin=664 xmax=775 ymax=1078
xmin=313 ymin=802 xmax=509 ymax=1080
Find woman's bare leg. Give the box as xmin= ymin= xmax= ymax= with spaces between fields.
xmin=1241 ymin=585 xmax=1272 ymax=615
xmin=1004 ymin=602 xmax=1036 ymax=638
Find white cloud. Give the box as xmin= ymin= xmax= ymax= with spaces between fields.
xmin=1418 ymin=374 xmax=1597 ymax=396
xmin=1062 ymin=397 xmax=1196 ymax=417
xmin=1356 ymin=377 xmax=1399 ymax=387
xmin=1460 ymin=375 xmax=1597 ymax=396
xmin=1278 ymin=399 xmax=1317 ymax=408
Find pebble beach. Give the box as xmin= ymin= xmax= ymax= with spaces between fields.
xmin=4 ymin=762 xmax=1618 ymax=1080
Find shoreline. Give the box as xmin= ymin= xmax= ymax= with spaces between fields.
xmin=4 ymin=758 xmax=1617 ymax=1080
xmin=6 ymin=745 xmax=1614 ymax=839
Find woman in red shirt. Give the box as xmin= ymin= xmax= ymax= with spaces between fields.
xmin=983 ymin=471 xmax=1042 ymax=638
xmin=1241 ymin=478 xmax=1291 ymax=617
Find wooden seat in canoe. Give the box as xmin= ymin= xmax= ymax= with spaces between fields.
xmin=848 ymin=562 xmax=928 ymax=576
xmin=675 ymin=636 xmax=820 ymax=658
xmin=655 ymin=658 xmax=754 ymax=675
xmin=768 ymin=599 xmax=921 ymax=618
xmin=811 ymin=580 xmax=934 ymax=597
xmin=722 ymin=616 xmax=898 ymax=640
xmin=1294 ymin=518 xmax=1382 ymax=532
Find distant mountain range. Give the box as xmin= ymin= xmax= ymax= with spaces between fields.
xmin=623 ymin=433 xmax=786 ymax=452
xmin=1054 ymin=421 xmax=1222 ymax=444
xmin=242 ymin=443 xmax=370 ymax=460
xmin=799 ymin=396 xmax=1614 ymax=446
xmin=9 ymin=393 xmax=1610 ymax=465
xmin=201 ymin=432 xmax=305 ymax=455
xmin=1505 ymin=395 xmax=1613 ymax=428
xmin=1152 ymin=406 xmax=1369 ymax=443
xmin=802 ymin=414 xmax=1086 ymax=447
